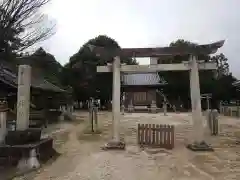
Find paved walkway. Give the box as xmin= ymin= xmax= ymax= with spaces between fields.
xmin=13 ymin=112 xmax=240 ymax=180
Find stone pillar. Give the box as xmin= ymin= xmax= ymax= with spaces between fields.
xmin=16 ymin=65 xmax=31 ymax=130
xmin=163 ymin=98 xmax=167 ymax=116
xmin=190 ymin=56 xmax=204 ymax=142
xmin=121 ymin=104 xmax=125 ymax=115
xmin=112 ymin=56 xmax=121 ymax=142
xmin=219 ymin=101 xmax=223 ymax=115
xmin=204 ymin=96 xmax=210 ymax=110
xmin=0 ymin=101 xmax=8 ymax=144
xmin=187 ymin=55 xmax=212 ymax=151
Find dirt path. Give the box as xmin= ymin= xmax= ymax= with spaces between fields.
xmin=13 ymin=112 xmax=240 ymax=180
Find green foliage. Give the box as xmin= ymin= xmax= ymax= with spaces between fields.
xmin=63 ymin=35 xmax=138 ymax=101
xmin=211 ymin=53 xmax=230 ymax=78
xmin=26 ymin=47 xmax=64 ymax=88
xmin=158 ymin=39 xmax=237 ymax=108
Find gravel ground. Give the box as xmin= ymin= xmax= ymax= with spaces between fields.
xmin=12 ymin=111 xmax=240 ymax=180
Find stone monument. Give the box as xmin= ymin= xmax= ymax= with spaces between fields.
xmin=1 ymin=65 xmax=55 ymax=172
xmin=16 ymin=65 xmax=31 ymax=130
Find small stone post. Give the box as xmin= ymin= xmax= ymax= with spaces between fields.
xmin=93 ymin=106 xmax=98 ymax=131
xmin=89 ymin=99 xmax=94 ymax=132
xmin=206 ymin=96 xmax=210 ymax=110
xmin=121 ymin=104 xmax=125 ymax=115
xmin=0 ymin=101 xmax=8 ymax=144
xmin=150 ymin=100 xmax=157 ymax=113
xmin=16 ymin=65 xmax=31 ymax=130
xmin=205 ymin=109 xmax=212 ymax=136
xmin=219 ymin=101 xmax=223 ymax=115
xmin=128 ymin=99 xmax=134 ymax=113
xmin=163 ymin=98 xmax=167 ymax=116
xmin=211 ymin=109 xmax=219 ymax=135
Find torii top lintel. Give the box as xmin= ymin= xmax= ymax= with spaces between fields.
xmin=88 ymin=40 xmax=225 ymax=58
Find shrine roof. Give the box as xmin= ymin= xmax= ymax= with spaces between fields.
xmin=0 ymin=61 xmax=65 ymax=93
xmin=121 ymin=73 xmax=167 ymax=86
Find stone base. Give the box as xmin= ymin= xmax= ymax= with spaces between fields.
xmin=5 ymin=128 xmax=42 ymax=145
xmin=0 ymin=138 xmax=55 ymax=167
xmin=101 ymin=140 xmax=125 ymax=150
xmin=17 ymin=149 xmax=40 ymax=172
xmin=150 ymin=108 xmax=157 ymax=114
xmin=186 ymin=141 xmax=214 ymax=152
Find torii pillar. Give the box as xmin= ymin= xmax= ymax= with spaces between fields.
xmin=187 ymin=55 xmax=213 ymax=151
xmin=102 ymin=56 xmax=125 ymax=150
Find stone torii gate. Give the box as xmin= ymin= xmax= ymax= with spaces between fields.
xmin=89 ymin=40 xmax=224 ymax=150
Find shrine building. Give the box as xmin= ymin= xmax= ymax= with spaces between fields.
xmin=121 ymin=58 xmax=167 ymax=107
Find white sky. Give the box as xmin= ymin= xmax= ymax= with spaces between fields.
xmin=39 ymin=0 xmax=240 ymax=78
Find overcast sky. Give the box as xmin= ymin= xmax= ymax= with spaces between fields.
xmin=40 ymin=0 xmax=240 ymax=78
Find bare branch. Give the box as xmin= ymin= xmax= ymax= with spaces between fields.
xmin=0 ymin=0 xmax=55 ymax=56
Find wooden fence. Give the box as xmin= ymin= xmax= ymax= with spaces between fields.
xmin=137 ymin=124 xmax=174 ymax=149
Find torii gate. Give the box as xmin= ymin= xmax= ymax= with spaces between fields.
xmin=89 ymin=40 xmax=225 ymax=150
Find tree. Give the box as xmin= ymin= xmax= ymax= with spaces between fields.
xmin=158 ymin=39 xmax=214 ymax=109
xmin=64 ymin=35 xmax=138 ymax=102
xmin=164 ymin=39 xmax=238 ymax=108
xmin=21 ymin=47 xmax=63 ymax=87
xmin=0 ymin=0 xmax=55 ymax=59
xmin=211 ymin=53 xmax=230 ymax=78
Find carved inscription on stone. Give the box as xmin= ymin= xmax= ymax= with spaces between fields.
xmin=19 ymin=69 xmax=24 ymax=85
xmin=17 ymin=99 xmax=25 ymax=108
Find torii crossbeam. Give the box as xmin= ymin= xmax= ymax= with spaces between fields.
xmin=90 ymin=40 xmax=225 ymax=151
